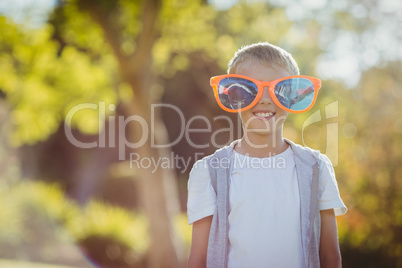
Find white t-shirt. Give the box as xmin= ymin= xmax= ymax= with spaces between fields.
xmin=187 ymin=146 xmax=347 ymax=268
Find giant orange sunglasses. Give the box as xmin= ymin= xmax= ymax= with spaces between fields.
xmin=210 ymin=74 xmax=321 ymax=113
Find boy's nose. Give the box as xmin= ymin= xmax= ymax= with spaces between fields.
xmin=258 ymin=87 xmax=272 ymax=104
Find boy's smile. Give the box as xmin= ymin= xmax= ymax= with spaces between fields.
xmin=252 ymin=110 xmax=276 ymax=120
xmin=235 ymin=59 xmax=290 ymax=135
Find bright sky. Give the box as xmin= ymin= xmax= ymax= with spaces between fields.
xmin=210 ymin=0 xmax=402 ymax=88
xmin=0 ymin=0 xmax=56 ymax=27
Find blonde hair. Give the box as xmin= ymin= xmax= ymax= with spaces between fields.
xmin=227 ymin=42 xmax=300 ymax=75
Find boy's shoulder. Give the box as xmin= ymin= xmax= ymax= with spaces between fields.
xmin=285 ymin=138 xmax=333 ymax=167
xmin=191 ymin=140 xmax=238 ymax=173
xmin=193 ymin=139 xmax=333 ymax=169
xmin=197 ymin=140 xmax=238 ymax=162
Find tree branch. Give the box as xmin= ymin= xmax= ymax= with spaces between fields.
xmin=130 ymin=0 xmax=162 ymax=74
xmin=78 ymin=0 xmax=126 ymax=71
xmin=78 ymin=0 xmax=162 ymax=95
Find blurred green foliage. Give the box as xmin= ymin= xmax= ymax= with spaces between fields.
xmin=67 ymin=201 xmax=149 ymax=254
xmin=0 ymin=180 xmax=153 ymax=266
xmin=0 ymin=16 xmax=117 ymax=145
xmin=0 ymin=0 xmax=401 ymax=267
xmin=0 ymin=181 xmax=74 ymax=245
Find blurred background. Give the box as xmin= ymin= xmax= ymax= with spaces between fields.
xmin=0 ymin=0 xmax=401 ymax=267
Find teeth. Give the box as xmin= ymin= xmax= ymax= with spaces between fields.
xmin=254 ymin=112 xmax=274 ymax=117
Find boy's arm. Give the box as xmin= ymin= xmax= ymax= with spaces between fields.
xmin=188 ymin=215 xmax=213 ymax=268
xmin=319 ymin=209 xmax=342 ymax=268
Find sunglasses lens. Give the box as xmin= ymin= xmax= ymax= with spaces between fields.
xmin=274 ymin=78 xmax=315 ymax=111
xmin=218 ymin=77 xmax=258 ymax=110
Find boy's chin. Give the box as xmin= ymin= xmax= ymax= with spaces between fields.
xmin=242 ymin=121 xmax=284 ymax=134
xmin=245 ymin=128 xmax=281 ymax=136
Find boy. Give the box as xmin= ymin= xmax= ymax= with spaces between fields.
xmin=187 ymin=42 xmax=347 ymax=268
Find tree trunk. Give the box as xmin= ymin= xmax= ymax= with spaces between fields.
xmin=122 ymin=94 xmax=186 ymax=268
xmin=80 ymin=0 xmax=187 ymax=266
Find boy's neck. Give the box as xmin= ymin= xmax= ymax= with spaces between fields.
xmin=235 ymin=132 xmax=289 ymax=158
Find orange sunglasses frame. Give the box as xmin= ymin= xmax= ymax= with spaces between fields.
xmin=210 ymin=74 xmax=322 ymax=113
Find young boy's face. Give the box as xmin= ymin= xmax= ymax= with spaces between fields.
xmin=235 ymin=59 xmax=289 ymax=136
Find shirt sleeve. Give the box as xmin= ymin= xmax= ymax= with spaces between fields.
xmin=187 ymin=158 xmax=216 ymax=224
xmin=317 ymin=154 xmax=347 ymax=216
